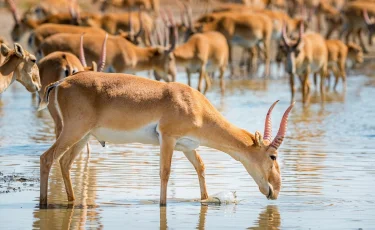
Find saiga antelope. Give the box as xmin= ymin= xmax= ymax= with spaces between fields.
xmin=315 ymin=40 xmax=364 ymax=91
xmin=198 ymin=12 xmax=273 ymax=77
xmin=159 ymin=8 xmax=228 ymax=94
xmin=38 ymin=71 xmax=295 ymax=206
xmin=173 ymin=31 xmax=229 ymax=94
xmin=0 ymin=43 xmax=41 ymax=94
xmin=280 ymin=24 xmax=328 ymax=103
xmin=80 ymin=10 xmax=153 ymax=36
xmin=346 ymin=42 xmax=364 ymax=69
xmin=98 ymin=0 xmax=159 ymax=15
xmin=321 ymin=39 xmax=348 ymax=91
xmin=40 ymin=28 xmax=177 ymax=81
xmin=340 ymin=1 xmax=375 ymax=53
xmin=22 ymin=0 xmax=81 ymax=20
xmin=6 ymin=0 xmax=87 ymax=42
xmin=28 ymin=24 xmax=107 ymax=53
xmin=80 ymin=10 xmax=150 ymax=45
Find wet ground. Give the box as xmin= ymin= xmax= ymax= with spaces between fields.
xmin=0 ymin=68 xmax=375 ymax=229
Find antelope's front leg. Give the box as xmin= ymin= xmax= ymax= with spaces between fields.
xmin=183 ymin=150 xmax=208 ymax=200
xmin=197 ymin=65 xmax=206 ymax=93
xmin=159 ymin=135 xmax=176 ymax=206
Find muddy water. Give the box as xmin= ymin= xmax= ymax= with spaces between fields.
xmin=0 ymin=72 xmax=375 ymax=229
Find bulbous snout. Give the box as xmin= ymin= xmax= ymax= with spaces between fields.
xmin=259 ymin=184 xmax=279 ymax=200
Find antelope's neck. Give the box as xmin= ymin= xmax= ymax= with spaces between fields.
xmin=131 ymin=46 xmax=154 ymax=70
xmin=0 ymin=70 xmax=16 ymax=94
xmin=200 ymin=120 xmax=255 ymax=161
xmin=0 ymin=56 xmax=19 ymax=93
xmin=173 ymin=45 xmax=195 ymax=65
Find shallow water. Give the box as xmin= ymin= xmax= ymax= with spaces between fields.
xmin=0 ymin=71 xmax=375 ymax=229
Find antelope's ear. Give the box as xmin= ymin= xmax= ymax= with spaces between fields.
xmin=1 ymin=43 xmax=11 ymax=56
xmin=14 ymin=43 xmax=25 ymax=58
xmin=91 ymin=61 xmax=98 ymax=72
xmin=154 ymin=47 xmax=164 ymax=56
xmin=254 ymin=131 xmax=264 ymax=147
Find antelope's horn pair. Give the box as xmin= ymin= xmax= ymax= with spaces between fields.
xmin=79 ymin=33 xmax=108 ymax=72
xmin=263 ymin=101 xmax=295 ymax=150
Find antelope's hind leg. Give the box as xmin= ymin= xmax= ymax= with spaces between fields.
xmin=59 ymin=134 xmax=91 ymax=202
xmin=40 ymin=126 xmax=92 ymax=206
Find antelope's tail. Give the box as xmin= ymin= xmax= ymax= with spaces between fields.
xmin=38 ymin=79 xmax=64 ymax=111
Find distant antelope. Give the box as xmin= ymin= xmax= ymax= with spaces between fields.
xmin=0 ymin=43 xmax=41 ymax=94
xmin=22 ymin=0 xmax=81 ymax=20
xmin=5 ymin=0 xmax=84 ymax=42
xmin=339 ymin=1 xmax=375 ymax=53
xmin=173 ymin=31 xmax=229 ymax=94
xmin=28 ymin=24 xmax=107 ymax=53
xmin=346 ymin=42 xmax=364 ymax=68
xmin=280 ymin=24 xmax=328 ymax=102
xmin=40 ymin=28 xmax=177 ymax=81
xmin=98 ymin=0 xmax=159 ymax=15
xmin=80 ymin=10 xmax=152 ymax=45
xmin=198 ymin=12 xmax=273 ymax=77
xmin=322 ymin=41 xmax=364 ymax=90
xmin=323 ymin=39 xmax=348 ymax=91
xmin=38 ymin=69 xmax=295 ymax=206
xmin=81 ymin=11 xmax=153 ymax=35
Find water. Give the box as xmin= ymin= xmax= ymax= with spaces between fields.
xmin=0 ymin=72 xmax=375 ymax=229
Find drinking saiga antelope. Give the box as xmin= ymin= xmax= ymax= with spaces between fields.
xmin=38 ymin=70 xmax=295 ymax=205
xmin=1 ymin=43 xmax=41 ymax=94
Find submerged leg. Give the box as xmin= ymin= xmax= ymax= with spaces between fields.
xmin=159 ymin=135 xmax=176 ymax=206
xmin=59 ymin=135 xmax=91 ymax=202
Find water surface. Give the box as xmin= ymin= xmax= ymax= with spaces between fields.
xmin=0 ymin=72 xmax=374 ymax=229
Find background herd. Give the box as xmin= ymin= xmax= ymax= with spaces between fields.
xmin=0 ymin=0 xmax=374 ymax=103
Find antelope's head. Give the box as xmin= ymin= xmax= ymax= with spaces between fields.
xmin=1 ymin=43 xmax=41 ymax=92
xmin=280 ymin=22 xmax=304 ymax=75
xmin=347 ymin=42 xmax=364 ymax=67
xmin=363 ymin=10 xmax=375 ymax=46
xmin=240 ymin=101 xmax=295 ymax=200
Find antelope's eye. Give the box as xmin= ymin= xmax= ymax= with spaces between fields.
xmin=270 ymin=155 xmax=277 ymax=161
xmin=30 ymin=58 xmax=36 ymax=63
